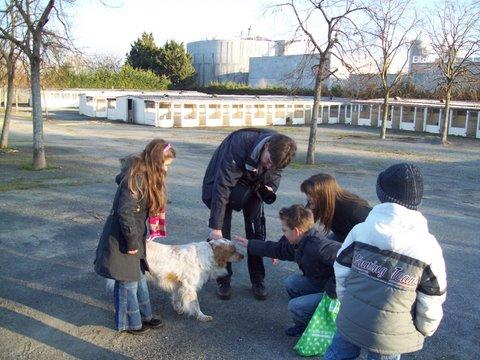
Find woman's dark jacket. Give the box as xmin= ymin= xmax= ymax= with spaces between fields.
xmin=248 ymin=228 xmax=341 ymax=297
xmin=331 ymin=197 xmax=371 ymax=242
xmin=202 ymin=128 xmax=282 ymax=230
xmin=94 ymin=167 xmax=148 ymax=282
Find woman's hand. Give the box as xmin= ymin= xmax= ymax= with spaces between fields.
xmin=233 ymin=235 xmax=248 ymax=248
xmin=127 ymin=249 xmax=138 ymax=255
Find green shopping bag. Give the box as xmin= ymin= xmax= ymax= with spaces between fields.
xmin=293 ymin=295 xmax=341 ymax=357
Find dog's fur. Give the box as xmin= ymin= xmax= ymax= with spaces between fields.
xmin=146 ymin=238 xmax=244 ymax=321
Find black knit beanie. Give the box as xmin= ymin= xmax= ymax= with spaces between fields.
xmin=376 ymin=163 xmax=423 ymax=210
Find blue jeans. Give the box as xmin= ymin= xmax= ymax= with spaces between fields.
xmin=114 ymin=270 xmax=153 ymax=331
xmin=324 ymin=332 xmax=401 ymax=360
xmin=285 ymin=274 xmax=324 ymax=328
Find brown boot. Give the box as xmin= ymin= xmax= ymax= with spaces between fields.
xmin=122 ymin=326 xmax=150 ymax=335
xmin=217 ymin=280 xmax=231 ymax=300
xmin=143 ymin=318 xmax=164 ymax=329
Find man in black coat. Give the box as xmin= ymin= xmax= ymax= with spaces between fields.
xmin=202 ymin=128 xmax=296 ymax=300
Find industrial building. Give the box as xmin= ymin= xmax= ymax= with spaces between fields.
xmin=408 ymin=40 xmax=480 ymax=91
xmin=187 ymin=38 xmax=277 ymax=86
xmin=186 ymin=37 xmax=329 ymax=89
xmin=248 ymin=54 xmax=322 ymax=89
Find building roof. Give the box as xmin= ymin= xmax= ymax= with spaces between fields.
xmin=125 ymin=94 xmax=351 ymax=104
xmin=352 ymin=98 xmax=480 ymax=110
xmin=80 ymin=90 xmax=207 ymax=97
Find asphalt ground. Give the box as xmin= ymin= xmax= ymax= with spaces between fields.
xmin=0 ymin=110 xmax=479 ymax=359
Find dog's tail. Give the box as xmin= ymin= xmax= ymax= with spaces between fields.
xmin=105 ymin=278 xmax=115 ymax=293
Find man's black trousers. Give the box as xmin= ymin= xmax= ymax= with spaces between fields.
xmin=219 ymin=197 xmax=265 ymax=285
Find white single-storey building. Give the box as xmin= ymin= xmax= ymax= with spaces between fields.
xmin=77 ymin=90 xmax=480 ymax=139
xmin=105 ymin=93 xmax=350 ymax=128
xmin=78 ymin=90 xmax=147 ymax=118
xmin=80 ymin=90 xmax=208 ymax=120
xmin=32 ymin=89 xmax=86 ymax=108
xmin=349 ymin=98 xmax=480 ymax=138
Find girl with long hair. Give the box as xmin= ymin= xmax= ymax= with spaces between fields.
xmin=300 ymin=173 xmax=371 ymax=242
xmin=95 ymin=139 xmax=176 ymax=334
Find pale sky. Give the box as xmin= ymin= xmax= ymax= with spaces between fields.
xmin=68 ymin=0 xmax=296 ymax=58
xmin=67 ymin=0 xmax=437 ymax=66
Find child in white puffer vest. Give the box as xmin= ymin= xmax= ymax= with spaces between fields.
xmin=325 ymin=163 xmax=447 ymax=360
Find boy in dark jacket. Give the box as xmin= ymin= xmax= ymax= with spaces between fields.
xmin=202 ymin=128 xmax=296 ymax=300
xmin=235 ymin=204 xmax=341 ymax=336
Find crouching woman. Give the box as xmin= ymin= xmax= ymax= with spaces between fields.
xmin=94 ymin=139 xmax=175 ymax=334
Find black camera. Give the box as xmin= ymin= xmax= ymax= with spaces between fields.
xmin=229 ymin=181 xmax=277 ymax=211
xmin=256 ymin=184 xmax=276 ymax=205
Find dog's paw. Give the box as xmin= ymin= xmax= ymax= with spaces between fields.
xmin=197 ymin=314 xmax=213 ymax=322
xmin=172 ymin=301 xmax=184 ymax=314
xmin=174 ymin=307 xmax=184 ymax=315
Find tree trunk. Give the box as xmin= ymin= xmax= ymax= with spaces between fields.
xmin=306 ymin=62 xmax=324 ymax=165
xmin=0 ymin=59 xmax=15 ymax=149
xmin=30 ymin=55 xmax=47 ymax=169
xmin=441 ymin=88 xmax=451 ymax=145
xmin=380 ymin=91 xmax=390 ymax=140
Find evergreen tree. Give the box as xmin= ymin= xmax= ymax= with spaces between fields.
xmin=126 ymin=34 xmax=195 ymax=88
xmin=126 ymin=32 xmax=161 ymax=74
xmin=158 ymin=40 xmax=195 ymax=88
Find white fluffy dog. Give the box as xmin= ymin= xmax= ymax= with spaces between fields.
xmin=146 ymin=238 xmax=244 ymax=322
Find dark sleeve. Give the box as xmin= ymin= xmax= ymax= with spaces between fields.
xmin=325 ymin=277 xmax=337 ymax=299
xmin=353 ymin=203 xmax=371 ymax=224
xmin=317 ymin=238 xmax=342 ymax=266
xmin=248 ymin=236 xmax=295 ymax=261
xmin=115 ymin=172 xmax=124 ymax=185
xmin=264 ymin=169 xmax=282 ymax=192
xmin=209 ymin=144 xmax=244 ymax=230
xmin=116 ymin=179 xmax=142 ymax=251
xmin=301 ymin=238 xmax=341 ymax=278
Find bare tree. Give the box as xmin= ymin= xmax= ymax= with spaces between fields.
xmin=276 ymin=0 xmax=363 ymax=164
xmin=0 ymin=1 xmax=21 ymax=149
xmin=355 ymin=0 xmax=419 ymax=139
xmin=0 ymin=0 xmax=73 ymax=169
xmin=426 ymin=0 xmax=480 ymax=144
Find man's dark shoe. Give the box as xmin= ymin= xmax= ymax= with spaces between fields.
xmin=217 ymin=281 xmax=231 ymax=300
xmin=285 ymin=324 xmax=306 ymax=337
xmin=143 ymin=318 xmax=164 ymax=329
xmin=252 ymin=282 xmax=267 ymax=300
xmin=123 ymin=326 xmax=150 ymax=335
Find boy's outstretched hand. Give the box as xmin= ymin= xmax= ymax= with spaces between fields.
xmin=233 ymin=235 xmax=279 ymax=265
xmin=233 ymin=235 xmax=248 ymax=248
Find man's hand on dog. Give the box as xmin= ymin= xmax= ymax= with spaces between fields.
xmin=209 ymin=229 xmax=223 ymax=240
